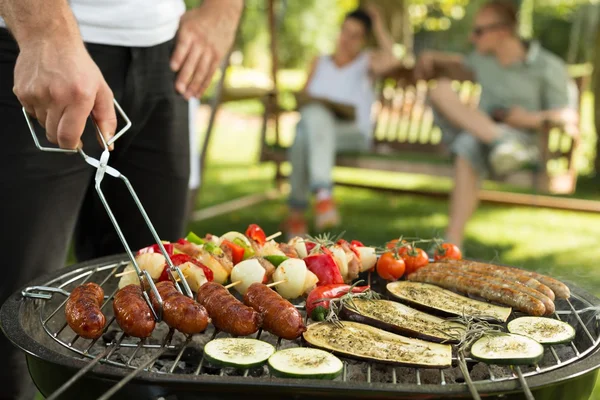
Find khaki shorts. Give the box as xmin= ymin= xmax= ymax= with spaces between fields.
xmin=433 ymin=109 xmax=538 ymax=178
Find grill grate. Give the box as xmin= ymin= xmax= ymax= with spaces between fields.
xmin=24 ymin=260 xmax=600 ymax=391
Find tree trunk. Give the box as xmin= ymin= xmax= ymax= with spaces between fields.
xmin=594 ymin=26 xmax=600 ymax=175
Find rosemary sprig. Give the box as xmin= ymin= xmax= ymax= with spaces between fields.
xmin=440 ymin=311 xmax=506 ymax=353
xmin=305 ymin=231 xmax=346 ymax=254
xmin=319 ymin=281 xmax=381 ymax=327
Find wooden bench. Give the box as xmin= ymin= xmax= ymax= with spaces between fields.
xmin=257 ymin=65 xmax=596 ymax=211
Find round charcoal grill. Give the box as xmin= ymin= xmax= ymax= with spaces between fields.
xmin=2 ymin=255 xmax=600 ymax=400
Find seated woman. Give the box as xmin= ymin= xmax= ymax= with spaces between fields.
xmin=284 ymin=5 xmax=399 ymax=237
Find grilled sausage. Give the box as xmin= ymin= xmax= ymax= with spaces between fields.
xmin=504 ymin=266 xmax=570 ymax=299
xmin=440 ymin=259 xmax=556 ymax=301
xmin=113 ymin=284 xmax=156 ymax=338
xmin=150 ymin=281 xmax=209 ymax=334
xmin=197 ymin=282 xmax=262 ymax=336
xmin=65 ymin=283 xmax=106 ymax=339
xmin=419 ymin=264 xmax=555 ymax=315
xmin=244 ymin=283 xmax=306 ymax=339
xmin=407 ymin=270 xmax=546 ymax=316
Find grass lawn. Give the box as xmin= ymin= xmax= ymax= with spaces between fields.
xmin=189 ymin=102 xmax=600 ymax=399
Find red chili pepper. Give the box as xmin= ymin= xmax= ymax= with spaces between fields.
xmin=221 ymin=240 xmax=245 ymax=265
xmin=245 ymin=224 xmax=266 ymax=246
xmin=304 ymin=254 xmax=344 ymax=286
xmin=137 ymin=243 xmax=174 ymax=256
xmin=158 ymin=254 xmax=214 ymax=282
xmin=306 ymin=284 xmax=370 ymax=321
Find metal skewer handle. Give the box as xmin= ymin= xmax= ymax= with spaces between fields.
xmin=22 ymin=100 xmax=193 ymax=323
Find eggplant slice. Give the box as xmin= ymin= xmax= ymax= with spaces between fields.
xmin=340 ymin=299 xmax=464 ymax=343
xmin=387 ymin=281 xmax=512 ymax=322
xmin=302 ymin=321 xmax=452 ymax=368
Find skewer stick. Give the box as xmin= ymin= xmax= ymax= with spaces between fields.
xmin=266 ymin=279 xmax=286 ymax=288
xmin=265 ymin=231 xmax=282 ymax=241
xmin=115 ymin=269 xmax=136 ymax=278
xmin=225 ymin=280 xmax=242 ymax=289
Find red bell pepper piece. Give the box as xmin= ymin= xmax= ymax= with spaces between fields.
xmin=137 ymin=243 xmax=174 ymax=257
xmin=305 ymin=242 xmax=317 ymax=254
xmin=350 ymin=240 xmax=364 ymax=248
xmin=177 ymin=238 xmax=190 ymax=245
xmin=158 ymin=254 xmax=214 ymax=282
xmin=245 ymin=224 xmax=266 ymax=246
xmin=304 ymin=254 xmax=344 ymax=286
xmin=337 ymin=239 xmax=361 ymax=259
xmin=306 ymin=284 xmax=370 ymax=321
xmin=221 ymin=240 xmax=245 ymax=265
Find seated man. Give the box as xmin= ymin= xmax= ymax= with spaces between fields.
xmin=285 ymin=5 xmax=400 ymax=237
xmin=415 ymin=0 xmax=578 ymax=251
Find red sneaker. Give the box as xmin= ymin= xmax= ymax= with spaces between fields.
xmin=314 ymin=198 xmax=340 ymax=231
xmin=283 ymin=214 xmax=308 ymax=240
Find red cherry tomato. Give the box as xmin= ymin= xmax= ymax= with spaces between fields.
xmin=376 ymin=252 xmax=406 ymax=281
xmin=434 ymin=243 xmax=462 ymax=261
xmin=402 ymin=248 xmax=429 ymax=275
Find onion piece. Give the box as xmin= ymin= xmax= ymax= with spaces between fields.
xmin=272 ymin=259 xmax=308 ymax=299
xmin=329 ymin=246 xmax=349 ymax=281
xmin=357 ymin=247 xmax=377 ymax=272
xmin=176 ymin=261 xmax=209 ymax=292
xmin=230 ymin=259 xmax=266 ymax=295
xmin=220 ymin=232 xmax=250 ymax=247
xmin=302 ymin=270 xmax=319 ymax=295
xmin=135 ymin=253 xmax=166 ymax=280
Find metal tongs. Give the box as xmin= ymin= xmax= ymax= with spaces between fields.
xmin=21 ymin=101 xmax=193 ymax=322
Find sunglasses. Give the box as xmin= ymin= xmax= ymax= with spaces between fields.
xmin=472 ymin=23 xmax=506 ymax=37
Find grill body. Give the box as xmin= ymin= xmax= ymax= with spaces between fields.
xmin=2 ymin=255 xmax=600 ymax=400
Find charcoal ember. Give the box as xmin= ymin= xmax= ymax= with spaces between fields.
xmin=469 ymin=363 xmax=491 ymax=381
xmin=102 ymin=329 xmax=120 ymax=343
xmin=420 ymin=368 xmax=441 ymax=385
xmin=345 ymin=360 xmax=367 ymax=382
xmin=554 ymin=344 xmax=576 ymax=361
xmin=370 ymin=363 xmax=393 ymax=383
xmin=441 ymin=366 xmax=463 ymax=384
xmin=489 ymin=365 xmax=513 ymax=379
xmin=395 ymin=367 xmax=417 ymax=384
xmin=249 ymin=365 xmax=267 ymax=378
xmin=159 ymin=361 xmax=186 ymax=373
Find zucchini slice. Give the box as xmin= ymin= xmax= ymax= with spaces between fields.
xmin=507 ymin=317 xmax=575 ymax=344
xmin=340 ymin=299 xmax=464 ymax=343
xmin=303 ymin=321 xmax=452 ymax=368
xmin=387 ymin=281 xmax=512 ymax=322
xmin=470 ymin=333 xmax=544 ymax=365
xmin=268 ymin=348 xmax=343 ymax=380
xmin=204 ymin=338 xmax=275 ymax=369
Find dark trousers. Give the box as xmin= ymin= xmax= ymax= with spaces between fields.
xmin=0 ymin=28 xmax=190 ymax=399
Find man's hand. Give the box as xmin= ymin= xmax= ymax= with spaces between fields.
xmin=14 ymin=38 xmax=116 ymax=150
xmin=170 ymin=0 xmax=243 ymax=100
xmin=414 ymin=51 xmax=436 ymax=81
xmin=504 ymin=106 xmax=579 ymax=137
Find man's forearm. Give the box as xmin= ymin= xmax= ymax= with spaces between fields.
xmin=195 ymin=0 xmax=244 ymax=32
xmin=0 ymin=0 xmax=81 ymax=45
xmin=373 ymin=20 xmax=394 ymax=55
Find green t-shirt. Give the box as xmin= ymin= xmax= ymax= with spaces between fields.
xmin=465 ymin=41 xmax=572 ymax=124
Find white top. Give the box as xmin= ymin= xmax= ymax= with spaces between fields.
xmin=0 ymin=0 xmax=186 ymax=47
xmin=306 ymin=52 xmax=375 ymax=138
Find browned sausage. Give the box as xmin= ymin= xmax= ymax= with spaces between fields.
xmin=197 ymin=282 xmax=262 ymax=336
xmin=440 ymin=260 xmax=556 ymax=300
xmin=65 ymin=283 xmax=106 ymax=339
xmin=243 ymin=283 xmax=306 ymax=339
xmin=503 ymin=266 xmax=570 ymax=299
xmin=419 ymin=264 xmax=555 ymax=315
xmin=113 ymin=284 xmax=156 ymax=338
xmin=407 ymin=270 xmax=546 ymax=316
xmin=150 ymin=281 xmax=209 ymax=334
